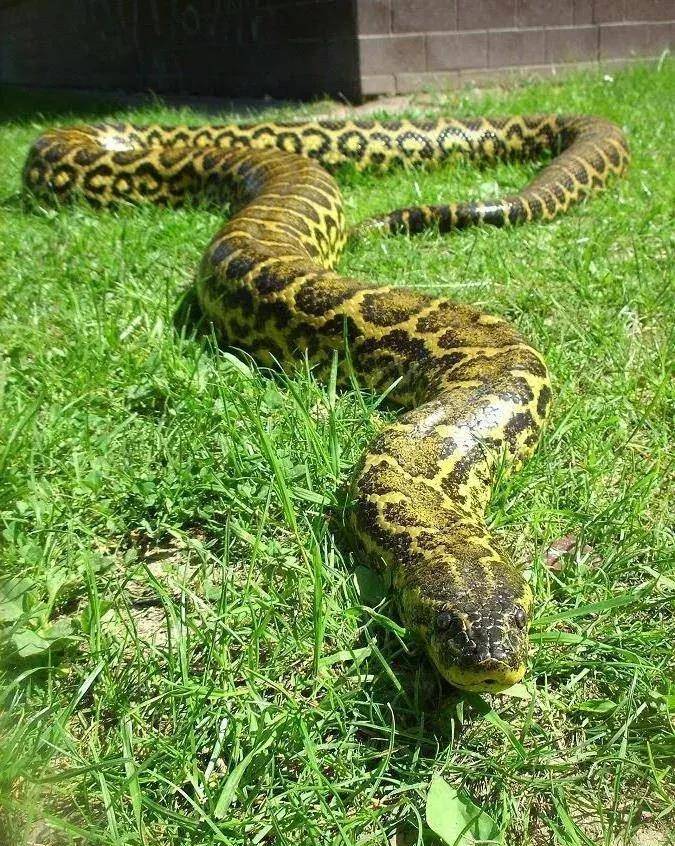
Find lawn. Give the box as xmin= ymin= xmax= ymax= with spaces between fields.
xmin=0 ymin=59 xmax=673 ymax=846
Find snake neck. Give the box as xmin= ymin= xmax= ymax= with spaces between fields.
xmin=349 ymin=334 xmax=548 ymax=583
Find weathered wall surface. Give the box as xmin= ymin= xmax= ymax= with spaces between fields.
xmin=355 ymin=0 xmax=675 ymax=95
xmin=1 ymin=1 xmax=673 ymax=102
xmin=0 ymin=0 xmax=360 ymax=100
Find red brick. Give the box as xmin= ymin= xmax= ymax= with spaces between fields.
xmin=594 ymin=0 xmax=625 ymax=23
xmin=518 ymin=0 xmax=573 ymax=27
xmin=358 ymin=34 xmax=426 ymax=74
xmin=628 ymin=0 xmax=675 ymax=21
xmin=574 ymin=0 xmax=594 ymax=24
xmin=457 ymin=0 xmax=516 ymax=30
xmin=392 ymin=0 xmax=457 ymax=32
xmin=488 ymin=28 xmax=546 ymax=66
xmin=396 ymin=70 xmax=460 ymax=92
xmin=459 ymin=63 xmax=556 ymax=86
xmin=599 ymin=21 xmax=673 ymax=57
xmin=361 ymin=73 xmax=396 ymax=95
xmin=601 ymin=55 xmax=649 ymax=70
xmin=546 ymin=25 xmax=599 ymax=61
xmin=356 ymin=0 xmax=391 ymax=34
xmin=427 ymin=30 xmax=488 ymax=69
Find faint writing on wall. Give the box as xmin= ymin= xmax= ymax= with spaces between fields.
xmin=82 ymin=0 xmax=262 ymax=45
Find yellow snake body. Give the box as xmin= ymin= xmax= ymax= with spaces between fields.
xmin=23 ymin=115 xmax=629 ymax=690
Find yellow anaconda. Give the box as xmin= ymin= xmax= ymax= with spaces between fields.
xmin=23 ymin=115 xmax=629 ymax=691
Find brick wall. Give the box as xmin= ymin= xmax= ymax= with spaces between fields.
xmin=356 ymin=0 xmax=675 ymax=95
xmin=0 ymin=0 xmax=360 ymax=100
xmin=1 ymin=1 xmax=672 ymax=102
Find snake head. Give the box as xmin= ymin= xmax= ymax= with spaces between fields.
xmin=425 ymin=589 xmax=532 ymax=692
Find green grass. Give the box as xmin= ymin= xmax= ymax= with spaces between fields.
xmin=0 ymin=60 xmax=673 ymax=846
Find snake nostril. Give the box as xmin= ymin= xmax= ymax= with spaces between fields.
xmin=514 ymin=607 xmax=527 ymax=629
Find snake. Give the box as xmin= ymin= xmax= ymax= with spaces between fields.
xmin=22 ymin=114 xmax=629 ymax=691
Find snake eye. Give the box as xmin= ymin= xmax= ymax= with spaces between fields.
xmin=437 ymin=611 xmax=457 ymax=631
xmin=513 ymin=607 xmax=527 ymax=629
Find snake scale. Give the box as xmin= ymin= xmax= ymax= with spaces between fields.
xmin=23 ymin=114 xmax=629 ymax=691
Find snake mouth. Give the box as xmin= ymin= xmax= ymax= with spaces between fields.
xmin=427 ymin=636 xmax=527 ymax=692
xmin=441 ymin=661 xmax=527 ymax=693
xmin=426 ymin=639 xmax=527 ymax=692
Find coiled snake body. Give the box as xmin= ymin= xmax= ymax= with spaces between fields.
xmin=23 ymin=115 xmax=629 ymax=691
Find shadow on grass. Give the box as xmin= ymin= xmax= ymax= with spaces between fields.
xmin=0 ymin=86 xmax=131 ymax=125
xmin=172 ymin=285 xmax=210 ymax=341
xmin=0 ymin=85 xmax=297 ymax=126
